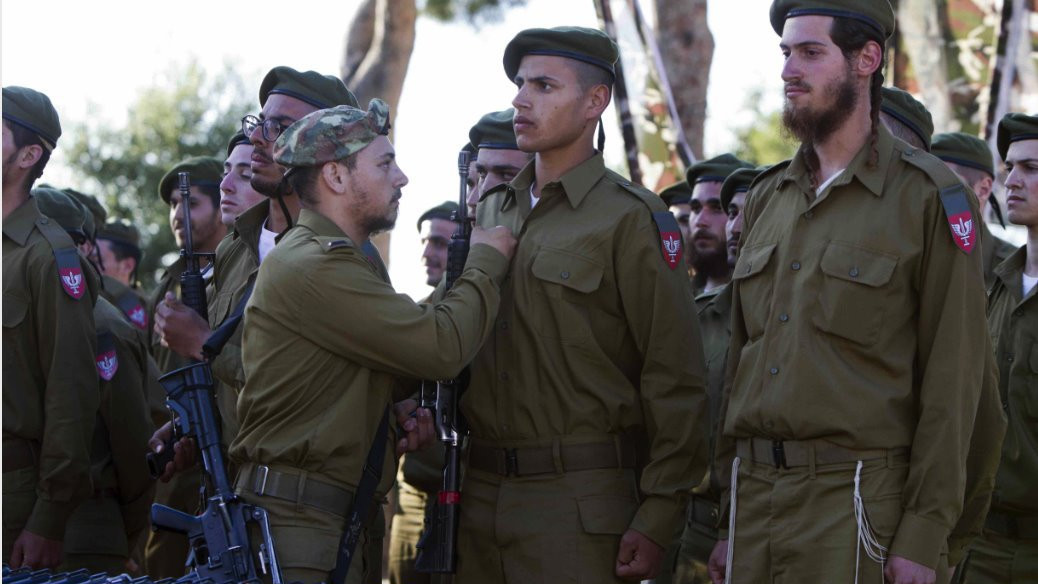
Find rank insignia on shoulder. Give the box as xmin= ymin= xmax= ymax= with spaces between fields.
xmin=96 ymin=332 xmax=118 ymax=381
xmin=54 ymin=248 xmax=86 ymax=299
xmin=651 ymin=211 xmax=684 ymax=270
xmin=939 ymin=185 xmax=976 ymax=254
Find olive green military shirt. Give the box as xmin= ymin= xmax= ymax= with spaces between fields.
xmin=718 ymin=125 xmax=989 ymax=569
xmin=230 ymin=208 xmax=509 ymax=493
xmin=693 ymin=285 xmax=731 ymax=501
xmin=981 ymin=224 xmax=1016 ymax=290
xmin=470 ymin=153 xmax=709 ymax=547
xmin=101 ymin=274 xmax=149 ymax=334
xmin=147 ymin=256 xmax=188 ymax=375
xmin=987 ymin=246 xmax=1038 ymax=516
xmin=3 ymin=197 xmax=100 ymax=540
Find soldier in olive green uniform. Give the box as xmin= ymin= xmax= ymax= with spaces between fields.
xmin=659 ymin=181 xmax=693 ymax=263
xmin=684 ymin=155 xmax=753 ymax=295
xmin=879 ymin=86 xmax=934 ymax=152
xmin=229 ymin=101 xmax=514 ymax=584
xmin=709 ymin=3 xmax=995 ymax=583
xmin=143 ymin=156 xmax=226 ymax=579
xmin=960 ymin=113 xmax=1038 ymax=583
xmin=33 ymin=187 xmax=156 ymax=575
xmin=96 ymin=220 xmax=150 ymax=332
xmin=461 ymin=27 xmax=708 ymax=584
xmin=933 ymin=132 xmax=1018 ymax=289
xmin=2 ymin=86 xmax=101 ymax=570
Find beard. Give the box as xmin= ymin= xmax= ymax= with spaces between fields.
xmin=688 ymin=231 xmax=729 ymax=278
xmin=356 ymin=188 xmax=402 ymax=235
xmin=782 ymin=65 xmax=858 ymax=146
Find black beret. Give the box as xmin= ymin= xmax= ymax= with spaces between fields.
xmin=98 ymin=219 xmax=141 ymax=249
xmin=996 ymin=112 xmax=1038 ymax=161
xmin=685 ymin=154 xmax=753 ymax=186
xmin=417 ymin=201 xmax=460 ymax=232
xmin=2 ymin=86 xmax=61 ymax=149
xmin=770 ymin=0 xmax=895 ymax=40
xmin=158 ymin=157 xmax=224 ymax=204
xmin=880 ymin=87 xmax=933 ymax=150
xmin=931 ymin=132 xmax=994 ymax=177
xmin=658 ymin=181 xmax=692 ymax=207
xmin=259 ymin=66 xmax=359 ymax=109
xmin=503 ymin=26 xmax=618 ymax=82
xmin=226 ymin=130 xmax=252 ymax=158
xmin=32 ymin=187 xmax=85 ymax=237
xmin=720 ymin=167 xmax=765 ymax=210
xmin=469 ymin=109 xmax=519 ymax=151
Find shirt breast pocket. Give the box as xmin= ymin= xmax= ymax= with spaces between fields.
xmin=731 ymin=243 xmax=777 ymax=340
xmin=812 ymin=241 xmax=898 ymax=346
xmin=529 ymin=247 xmax=605 ymax=343
xmin=3 ymin=293 xmax=28 ymax=330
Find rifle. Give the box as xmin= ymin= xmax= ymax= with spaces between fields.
xmin=415 ymin=148 xmax=471 ymax=575
xmin=148 ymin=172 xmax=284 ymax=584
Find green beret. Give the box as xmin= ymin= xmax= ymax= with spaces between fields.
xmin=32 ymin=187 xmax=85 ymax=237
xmin=770 ymin=0 xmax=895 ymax=40
xmin=880 ymin=87 xmax=933 ymax=150
xmin=226 ymin=130 xmax=251 ymax=158
xmin=503 ymin=26 xmax=618 ymax=82
xmin=469 ymin=109 xmax=519 ymax=151
xmin=158 ymin=157 xmax=224 ymax=204
xmin=274 ymin=100 xmax=391 ymax=168
xmin=658 ymin=181 xmax=692 ymax=207
xmin=417 ymin=201 xmax=460 ymax=232
xmin=685 ymin=153 xmax=753 ymax=186
xmin=720 ymin=167 xmax=765 ymax=210
xmin=931 ymin=132 xmax=994 ymax=177
xmin=64 ymin=188 xmax=106 ymax=239
xmin=259 ymin=66 xmax=359 ymax=110
xmin=98 ymin=220 xmax=141 ymax=249
xmin=3 ymin=86 xmax=62 ymax=150
xmin=996 ymin=112 xmax=1038 ymax=161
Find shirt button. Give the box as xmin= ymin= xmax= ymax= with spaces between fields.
xmin=849 ymin=267 xmax=860 ymax=278
xmin=779 ymin=313 xmax=789 ymax=322
xmin=791 ymin=261 xmax=801 ymax=271
xmin=560 ymin=271 xmax=570 ymax=279
xmin=769 ymin=367 xmax=779 ymax=375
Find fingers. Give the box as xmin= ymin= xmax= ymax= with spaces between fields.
xmin=9 ymin=537 xmax=24 ymax=569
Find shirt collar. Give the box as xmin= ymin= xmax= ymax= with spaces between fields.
xmin=233 ymin=200 xmax=271 ymax=248
xmin=495 ymin=152 xmax=606 ymax=212
xmin=297 ymin=207 xmax=351 ymax=240
xmin=3 ymin=196 xmax=41 ymax=246
xmin=993 ymin=245 xmax=1026 ymax=285
xmin=776 ymin=124 xmax=894 ymax=198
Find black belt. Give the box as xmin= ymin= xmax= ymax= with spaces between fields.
xmin=736 ymin=437 xmax=908 ymax=469
xmin=985 ymin=509 xmax=1038 ymax=540
xmin=686 ymin=495 xmax=719 ymax=531
xmin=235 ymin=462 xmax=380 ymax=526
xmin=468 ymin=438 xmax=636 ymax=477
xmin=3 ymin=439 xmax=38 ymax=472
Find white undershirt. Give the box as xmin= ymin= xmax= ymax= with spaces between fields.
xmin=1024 ymin=273 xmax=1037 ymax=297
xmin=815 ymin=169 xmax=845 ymax=198
xmin=530 ymin=181 xmax=540 ymax=208
xmin=258 ymin=220 xmax=278 ymax=263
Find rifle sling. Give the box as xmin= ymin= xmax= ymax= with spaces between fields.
xmin=202 ymin=281 xmax=254 ymax=359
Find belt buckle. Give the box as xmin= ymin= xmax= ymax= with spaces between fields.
xmin=255 ymin=464 xmax=270 ymax=496
xmin=771 ymin=440 xmax=788 ymax=469
xmin=504 ymin=448 xmax=519 ymax=477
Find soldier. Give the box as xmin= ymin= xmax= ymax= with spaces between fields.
xmin=708 ymin=2 xmax=993 ymax=582
xmin=685 ymin=155 xmax=753 ymax=295
xmin=2 ymin=86 xmax=100 ymax=569
xmin=958 ymin=112 xmax=1038 ymax=583
xmin=218 ymin=131 xmax=265 ymax=227
xmin=932 ymin=132 xmax=1017 ymax=288
xmin=880 ymin=86 xmax=933 ymax=151
xmin=460 ymin=26 xmax=708 ymax=583
xmin=468 ymin=109 xmax=533 ymax=207
xmin=32 ymin=187 xmax=156 ymax=575
xmin=659 ymin=180 xmax=693 ymax=261
xmin=417 ymin=201 xmax=459 ymax=288
xmin=95 ymin=220 xmax=149 ymax=331
xmin=228 ymin=100 xmax=515 ymax=583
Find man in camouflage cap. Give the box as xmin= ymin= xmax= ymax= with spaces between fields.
xmin=685 ymin=154 xmax=753 ymax=295
xmin=933 ymin=132 xmax=1016 ymax=288
xmin=880 ymin=86 xmax=934 ymax=151
xmin=225 ymin=100 xmax=514 ymax=584
xmin=709 ymin=2 xmax=995 ymax=582
xmin=3 ymin=85 xmax=100 ymax=570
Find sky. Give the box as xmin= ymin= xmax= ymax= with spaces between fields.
xmin=2 ymin=0 xmax=785 ymax=299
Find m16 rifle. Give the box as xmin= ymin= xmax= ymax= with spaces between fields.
xmin=147 ymin=172 xmax=284 ymax=584
xmin=415 ymin=148 xmax=472 ymax=575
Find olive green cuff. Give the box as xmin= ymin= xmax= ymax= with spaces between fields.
xmin=629 ymin=495 xmax=684 ymax=548
xmin=25 ymin=498 xmax=77 ymax=540
xmin=890 ymin=511 xmax=949 ymax=570
xmin=465 ymin=243 xmax=510 ymax=286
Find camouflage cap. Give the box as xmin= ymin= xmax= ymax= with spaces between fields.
xmin=259 ymin=66 xmax=359 ymax=109
xmin=226 ymin=130 xmax=252 ymax=158
xmin=931 ymin=132 xmax=994 ymax=177
xmin=503 ymin=26 xmax=618 ymax=82
xmin=720 ymin=167 xmax=765 ymax=210
xmin=469 ymin=109 xmax=519 ymax=151
xmin=2 ymin=86 xmax=61 ymax=150
xmin=996 ymin=112 xmax=1038 ymax=161
xmin=880 ymin=87 xmax=933 ymax=150
xmin=64 ymin=188 xmax=106 ymax=239
xmin=770 ymin=0 xmax=895 ymax=40
xmin=97 ymin=219 xmax=141 ymax=249
xmin=158 ymin=157 xmax=224 ymax=204
xmin=274 ymin=99 xmax=391 ymax=168
xmin=685 ymin=153 xmax=754 ymax=186
xmin=417 ymin=201 xmax=460 ymax=232
xmin=658 ymin=181 xmax=692 ymax=207
xmin=32 ymin=186 xmax=86 ymax=237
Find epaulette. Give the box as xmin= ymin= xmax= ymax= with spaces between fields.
xmin=95 ymin=329 xmax=119 ymax=381
xmin=609 ymin=175 xmax=685 ymax=270
xmin=900 ymin=147 xmax=978 ymax=254
xmin=749 ymin=160 xmax=792 ymax=192
xmin=314 ymin=236 xmax=355 ymax=253
xmin=36 ymin=216 xmax=87 ymax=300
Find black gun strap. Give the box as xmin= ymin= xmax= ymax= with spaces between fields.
xmin=329 ymin=406 xmax=390 ymax=584
xmin=202 ymin=281 xmax=254 ymax=359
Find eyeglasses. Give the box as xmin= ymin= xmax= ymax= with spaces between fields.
xmin=241 ymin=115 xmax=287 ymax=142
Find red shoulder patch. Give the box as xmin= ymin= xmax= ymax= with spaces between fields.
xmin=939 ymin=185 xmax=976 ymax=254
xmin=651 ymin=211 xmax=684 ymax=270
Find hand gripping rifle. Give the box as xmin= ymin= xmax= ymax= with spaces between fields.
xmin=147 ymin=172 xmax=284 ymax=583
xmin=415 ymin=149 xmax=471 ymax=575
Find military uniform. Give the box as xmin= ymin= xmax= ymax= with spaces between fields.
xmin=389 ymin=444 xmax=445 ymax=584
xmin=981 ymin=226 xmax=1016 ymax=290
xmin=3 ymin=197 xmax=100 ymax=557
xmin=717 ymin=121 xmax=989 ymax=581
xmin=101 ymin=274 xmax=149 ymax=334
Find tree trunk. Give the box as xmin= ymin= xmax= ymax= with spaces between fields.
xmin=897 ymin=0 xmax=955 ymax=131
xmin=653 ymin=0 xmax=712 ymax=159
xmin=340 ymin=0 xmax=418 ymax=264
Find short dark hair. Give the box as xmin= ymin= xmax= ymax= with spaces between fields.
xmin=570 ymin=60 xmax=614 ymax=95
xmin=286 ymin=155 xmax=359 ymax=206
xmin=101 ymin=236 xmax=141 ymax=264
xmin=4 ymin=119 xmax=52 ymax=189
